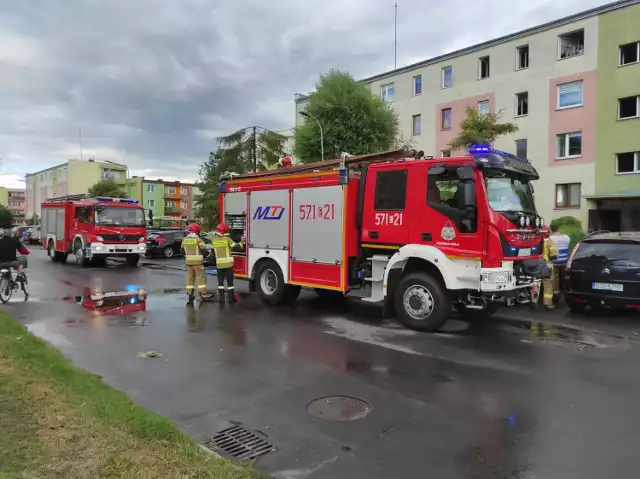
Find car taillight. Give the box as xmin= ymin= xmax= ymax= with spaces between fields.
xmin=566 ymin=244 xmax=580 ymax=270
xmin=156 ymin=237 xmax=166 ymax=243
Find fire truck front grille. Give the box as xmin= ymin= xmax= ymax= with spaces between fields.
xmin=101 ymin=234 xmax=139 ymax=243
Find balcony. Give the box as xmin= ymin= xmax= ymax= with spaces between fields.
xmin=164 ymin=206 xmax=183 ymax=214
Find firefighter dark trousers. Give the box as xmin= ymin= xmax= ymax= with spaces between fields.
xmin=217 ymin=267 xmax=234 ymax=291
xmin=186 ymin=264 xmax=206 ymax=295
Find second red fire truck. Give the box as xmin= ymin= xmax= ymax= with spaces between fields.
xmin=218 ymin=146 xmax=551 ymax=332
xmin=41 ymin=195 xmax=147 ymax=267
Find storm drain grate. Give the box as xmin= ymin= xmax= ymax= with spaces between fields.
xmin=205 ymin=425 xmax=276 ymax=461
xmin=539 ymin=338 xmax=593 ymax=351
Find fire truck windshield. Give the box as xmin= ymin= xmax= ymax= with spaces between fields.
xmin=95 ymin=207 xmax=145 ymax=226
xmin=485 ymin=176 xmax=536 ymax=213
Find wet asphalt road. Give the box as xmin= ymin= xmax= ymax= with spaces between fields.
xmin=4 ymin=250 xmax=640 ymax=479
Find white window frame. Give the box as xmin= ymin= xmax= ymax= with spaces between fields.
xmin=148 ymin=199 xmax=155 ymax=208
xmin=165 ymin=186 xmax=176 ymax=195
xmin=180 ymin=186 xmax=188 ymax=195
xmin=147 ymin=184 xmax=155 ymax=193
xmin=617 ymin=95 xmax=640 ymax=120
xmin=557 ymin=81 xmax=583 ymax=109
xmin=615 ymin=151 xmax=640 ymax=175
xmin=557 ymin=29 xmax=585 ymax=61
xmin=515 ymin=92 xmax=528 ymax=117
xmin=618 ymin=41 xmax=640 ymax=66
xmin=166 ymin=201 xmax=175 ymax=208
xmin=412 ymin=75 xmax=422 ymax=96
xmin=515 ymin=45 xmax=529 ymax=70
xmin=555 ymin=183 xmax=581 ymax=209
xmin=478 ymin=100 xmax=490 ymax=116
xmin=381 ymin=83 xmax=395 ymax=102
xmin=478 ymin=56 xmax=490 ymax=79
xmin=411 ymin=114 xmax=422 ymax=136
xmin=441 ymin=66 xmax=452 ymax=89
xmin=441 ymin=150 xmax=451 ymax=158
xmin=441 ymin=108 xmax=452 ymax=130
xmin=180 ymin=200 xmax=187 ymax=209
xmin=556 ymin=132 xmax=582 ymax=159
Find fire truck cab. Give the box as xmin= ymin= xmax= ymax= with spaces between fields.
xmin=219 ymin=146 xmax=549 ymax=332
xmin=41 ymin=195 xmax=147 ymax=267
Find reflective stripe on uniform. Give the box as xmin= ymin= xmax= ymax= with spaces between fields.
xmin=216 ymin=256 xmax=233 ymax=262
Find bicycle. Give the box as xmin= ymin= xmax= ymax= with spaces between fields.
xmin=0 ymin=257 xmax=29 ymax=303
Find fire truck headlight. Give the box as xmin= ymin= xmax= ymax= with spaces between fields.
xmin=139 ymin=237 xmax=145 ymax=242
xmin=525 ymin=216 xmax=531 ymax=227
xmin=96 ymin=235 xmax=104 ymax=242
xmin=482 ymin=272 xmax=512 ymax=284
xmin=519 ymin=216 xmax=526 ymax=227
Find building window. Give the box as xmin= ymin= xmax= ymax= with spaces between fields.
xmin=147 ymin=184 xmax=155 ymax=193
xmin=515 ymin=92 xmax=528 ymax=116
xmin=374 ymin=170 xmax=407 ymax=210
xmin=165 ymin=186 xmax=176 ymax=194
xmin=413 ymin=75 xmax=422 ymax=96
xmin=556 ymin=132 xmax=582 ymax=159
xmin=555 ymin=183 xmax=581 ymax=208
xmin=618 ymin=41 xmax=639 ymax=66
xmin=381 ymin=83 xmax=395 ymax=102
xmin=180 ymin=201 xmax=187 ymax=209
xmin=180 ymin=186 xmax=188 ymax=195
xmin=557 ymin=81 xmax=583 ymax=109
xmin=412 ymin=114 xmax=422 ymax=136
xmin=558 ymin=30 xmax=584 ymax=60
xmin=618 ymin=95 xmax=640 ymax=120
xmin=148 ymin=199 xmax=155 ymax=208
xmin=166 ymin=201 xmax=175 ymax=208
xmin=441 ymin=108 xmax=452 ymax=130
xmin=515 ymin=139 xmax=527 ymax=158
xmin=478 ymin=100 xmax=490 ymax=116
xmin=478 ymin=56 xmax=490 ymax=79
xmin=441 ymin=150 xmax=451 ymax=157
xmin=442 ymin=66 xmax=452 ymax=88
xmin=516 ymin=45 xmax=529 ymax=70
xmin=616 ymin=151 xmax=640 ymax=174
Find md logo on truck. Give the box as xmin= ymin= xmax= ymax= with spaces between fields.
xmin=253 ymin=205 xmax=285 ymax=220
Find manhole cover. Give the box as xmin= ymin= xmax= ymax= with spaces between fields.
xmin=307 ymin=395 xmax=371 ymax=421
xmin=540 ymin=338 xmax=593 ymax=351
xmin=205 ymin=425 xmax=276 ymax=460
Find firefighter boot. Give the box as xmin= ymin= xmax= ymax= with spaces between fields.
xmin=186 ymin=293 xmax=195 ymax=306
xmin=227 ymin=289 xmax=238 ymax=303
xmin=216 ymin=288 xmax=225 ymax=303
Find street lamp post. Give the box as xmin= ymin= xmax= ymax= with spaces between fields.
xmin=300 ymin=111 xmax=324 ymax=161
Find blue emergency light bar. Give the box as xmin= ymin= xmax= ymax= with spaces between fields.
xmin=468 ymin=144 xmax=531 ymax=164
xmin=95 ymin=196 xmax=139 ymax=204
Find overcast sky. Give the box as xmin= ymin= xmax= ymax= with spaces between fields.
xmin=0 ymin=0 xmax=611 ymax=187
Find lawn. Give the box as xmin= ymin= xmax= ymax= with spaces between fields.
xmin=0 ymin=310 xmax=265 ymax=478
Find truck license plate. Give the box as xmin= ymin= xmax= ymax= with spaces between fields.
xmin=518 ymin=248 xmax=531 ymax=257
xmin=592 ymin=282 xmax=623 ymax=292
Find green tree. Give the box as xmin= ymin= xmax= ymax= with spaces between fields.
xmin=88 ymin=179 xmax=127 ymax=198
xmin=148 ymin=210 xmax=154 ymax=227
xmin=0 ymin=205 xmax=13 ymax=229
xmin=550 ymin=216 xmax=585 ymax=250
xmin=448 ymin=105 xmax=519 ymax=152
xmin=194 ymin=151 xmax=225 ymax=230
xmin=218 ymin=127 xmax=288 ymax=173
xmin=294 ymin=70 xmax=399 ymax=163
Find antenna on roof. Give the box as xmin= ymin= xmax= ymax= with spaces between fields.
xmin=394 ymin=1 xmax=398 ymax=69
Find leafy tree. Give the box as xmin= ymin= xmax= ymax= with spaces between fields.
xmin=0 ymin=205 xmax=13 ymax=229
xmin=148 ymin=210 xmax=154 ymax=227
xmin=194 ymin=151 xmax=225 ymax=230
xmin=218 ymin=127 xmax=288 ymax=173
xmin=448 ymin=105 xmax=518 ymax=152
xmin=88 ymin=179 xmax=127 ymax=198
xmin=550 ymin=216 xmax=585 ymax=250
xmin=294 ymin=70 xmax=399 ymax=163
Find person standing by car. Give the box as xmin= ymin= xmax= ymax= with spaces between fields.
xmin=211 ymin=223 xmax=243 ymax=302
xmin=542 ymin=226 xmax=559 ymax=310
xmin=549 ymin=224 xmax=571 ymax=300
xmin=181 ymin=223 xmax=209 ymax=305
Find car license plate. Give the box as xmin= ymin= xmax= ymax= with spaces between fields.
xmin=592 ymin=282 xmax=623 ymax=292
xmin=518 ymin=248 xmax=531 ymax=257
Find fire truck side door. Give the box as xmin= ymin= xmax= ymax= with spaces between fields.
xmin=74 ymin=206 xmax=93 ymax=240
xmin=361 ymin=167 xmax=409 ymax=245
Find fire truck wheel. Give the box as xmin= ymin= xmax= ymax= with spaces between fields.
xmin=74 ymin=241 xmax=90 ymax=267
xmin=48 ymin=241 xmax=58 ymax=262
xmin=256 ymin=260 xmax=286 ymax=305
xmin=395 ymin=272 xmax=450 ymax=332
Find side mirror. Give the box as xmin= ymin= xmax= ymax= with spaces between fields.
xmin=462 ymin=181 xmax=476 ymax=208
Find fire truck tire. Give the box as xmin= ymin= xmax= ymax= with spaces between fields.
xmin=74 ymin=240 xmax=90 ymax=268
xmin=48 ymin=241 xmax=58 ymax=262
xmin=394 ymin=272 xmax=450 ymax=332
xmin=256 ymin=260 xmax=286 ymax=305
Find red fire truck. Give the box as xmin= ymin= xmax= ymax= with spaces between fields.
xmin=74 ymin=287 xmax=147 ymax=315
xmin=218 ymin=146 xmax=550 ymax=331
xmin=41 ymin=195 xmax=147 ymax=267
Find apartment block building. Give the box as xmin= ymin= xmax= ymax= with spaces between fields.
xmin=25 ymin=159 xmax=127 ymax=218
xmin=295 ymin=0 xmax=640 ymax=231
xmin=126 ymin=177 xmax=198 ymax=220
xmin=0 ymin=187 xmax=26 ymax=225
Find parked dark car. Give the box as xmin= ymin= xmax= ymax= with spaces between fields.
xmin=146 ymin=230 xmax=212 ymax=259
xmin=565 ymin=231 xmax=640 ymax=312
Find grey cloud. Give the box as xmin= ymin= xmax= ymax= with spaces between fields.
xmin=0 ymin=0 xmax=612 ymax=183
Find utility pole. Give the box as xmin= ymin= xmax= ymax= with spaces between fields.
xmin=394 ymin=1 xmax=398 ymax=70
xmin=251 ymin=126 xmax=257 ymax=172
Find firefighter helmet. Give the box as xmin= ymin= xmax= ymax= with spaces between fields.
xmin=278 ymin=156 xmax=292 ymax=168
xmin=215 ymin=223 xmax=230 ymax=235
xmin=188 ymin=223 xmax=201 ymax=235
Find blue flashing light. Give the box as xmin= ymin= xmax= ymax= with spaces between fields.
xmin=469 ymin=144 xmax=531 ymax=164
xmin=94 ymin=196 xmax=139 ymax=204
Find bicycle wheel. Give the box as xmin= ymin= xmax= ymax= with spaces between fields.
xmin=20 ymin=273 xmax=29 ymax=300
xmin=0 ymin=276 xmax=12 ymax=303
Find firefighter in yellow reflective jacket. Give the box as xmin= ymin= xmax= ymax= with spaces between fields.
xmin=212 ymin=223 xmax=243 ymax=302
xmin=181 ymin=223 xmax=208 ymax=305
xmin=542 ymin=226 xmax=559 ymax=310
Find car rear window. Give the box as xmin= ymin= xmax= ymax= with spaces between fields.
xmin=573 ymin=241 xmax=640 ymax=266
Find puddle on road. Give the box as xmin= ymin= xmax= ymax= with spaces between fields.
xmin=520 ymin=320 xmax=620 ymax=350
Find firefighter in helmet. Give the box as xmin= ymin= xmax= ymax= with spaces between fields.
xmin=277 ymin=156 xmax=292 ymax=168
xmin=212 ymin=223 xmax=243 ymax=302
xmin=541 ymin=226 xmax=559 ymax=310
xmin=181 ymin=223 xmax=209 ymax=305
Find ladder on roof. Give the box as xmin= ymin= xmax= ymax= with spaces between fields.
xmin=221 ymin=148 xmax=422 ymax=181
xmin=43 ymin=194 xmax=91 ymax=202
